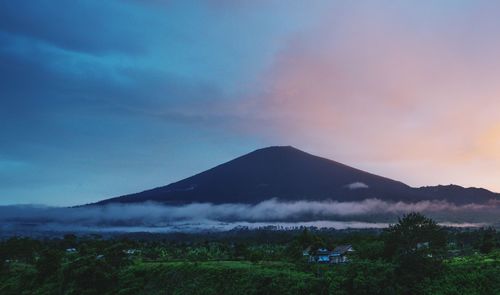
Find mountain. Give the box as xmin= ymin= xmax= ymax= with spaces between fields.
xmin=95 ymin=146 xmax=499 ymax=205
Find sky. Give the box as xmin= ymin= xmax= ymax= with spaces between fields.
xmin=1 ymin=0 xmax=500 ymax=206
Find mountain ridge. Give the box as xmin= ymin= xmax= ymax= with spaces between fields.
xmin=94 ymin=146 xmax=499 ymax=205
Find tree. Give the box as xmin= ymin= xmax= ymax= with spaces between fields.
xmin=103 ymin=243 xmax=128 ymax=268
xmin=62 ymin=255 xmax=115 ymax=295
xmin=3 ymin=237 xmax=40 ymax=264
xmin=233 ymin=243 xmax=248 ymax=259
xmin=285 ymin=240 xmax=304 ymax=262
xmin=479 ymin=227 xmax=497 ymax=254
xmin=384 ymin=212 xmax=447 ymax=258
xmin=297 ymin=228 xmax=313 ymax=248
xmin=353 ymin=239 xmax=385 ymax=260
xmin=0 ymin=242 xmax=6 ymax=272
xmin=36 ymin=248 xmax=62 ymax=281
xmin=351 ymin=260 xmax=398 ymax=295
xmin=384 ymin=212 xmax=447 ymax=294
xmin=62 ymin=234 xmax=78 ymax=249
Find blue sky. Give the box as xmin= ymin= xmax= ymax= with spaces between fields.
xmin=0 ymin=0 xmax=322 ymax=205
xmin=2 ymin=1 xmax=500 ymax=205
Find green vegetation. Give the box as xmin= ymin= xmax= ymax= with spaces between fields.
xmin=0 ymin=213 xmax=498 ymax=295
xmin=117 ymin=261 xmax=323 ymax=295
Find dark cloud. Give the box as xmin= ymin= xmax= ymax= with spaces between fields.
xmin=0 ymin=0 xmax=151 ymax=55
xmin=0 ymin=25 xmax=235 ymax=205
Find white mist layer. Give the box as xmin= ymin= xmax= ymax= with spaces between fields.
xmin=0 ymin=198 xmax=497 ymax=232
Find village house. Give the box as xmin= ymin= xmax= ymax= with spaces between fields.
xmin=65 ymin=248 xmax=77 ymax=254
xmin=316 ymin=248 xmax=331 ymax=263
xmin=330 ymin=245 xmax=354 ymax=264
xmin=303 ymin=244 xmax=354 ymax=264
xmin=124 ymin=249 xmax=140 ymax=255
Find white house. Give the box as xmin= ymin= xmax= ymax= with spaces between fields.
xmin=330 ymin=244 xmax=354 ymax=264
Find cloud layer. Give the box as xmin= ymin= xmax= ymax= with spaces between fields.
xmin=0 ymin=199 xmax=497 ymax=234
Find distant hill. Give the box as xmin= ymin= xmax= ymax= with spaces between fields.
xmin=95 ymin=146 xmax=499 ymax=205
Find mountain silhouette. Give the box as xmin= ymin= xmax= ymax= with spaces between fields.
xmin=95 ymin=146 xmax=499 ymax=205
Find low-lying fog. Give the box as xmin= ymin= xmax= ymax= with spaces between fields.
xmin=1 ymin=198 xmax=498 ymax=234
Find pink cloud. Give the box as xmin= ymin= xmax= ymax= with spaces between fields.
xmin=234 ymin=2 xmax=500 ymax=191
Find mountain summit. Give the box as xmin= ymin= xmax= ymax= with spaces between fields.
xmin=95 ymin=146 xmax=499 ymax=205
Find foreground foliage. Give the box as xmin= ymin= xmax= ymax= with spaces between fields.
xmin=0 ymin=214 xmax=498 ymax=295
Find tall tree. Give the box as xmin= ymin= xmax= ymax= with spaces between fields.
xmin=36 ymin=248 xmax=62 ymax=281
xmin=479 ymin=227 xmax=497 ymax=254
xmin=384 ymin=213 xmax=447 ymax=294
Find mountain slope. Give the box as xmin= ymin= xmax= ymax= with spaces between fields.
xmin=95 ymin=146 xmax=499 ymax=205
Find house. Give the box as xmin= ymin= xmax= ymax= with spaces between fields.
xmin=415 ymin=242 xmax=434 ymax=257
xmin=316 ymin=248 xmax=331 ymax=263
xmin=303 ymin=247 xmax=331 ymax=263
xmin=330 ymin=244 xmax=354 ymax=264
xmin=416 ymin=242 xmax=429 ymax=249
xmin=302 ymin=246 xmax=311 ymax=258
xmin=65 ymin=248 xmax=77 ymax=254
xmin=303 ymin=245 xmax=355 ymax=264
xmin=124 ymin=249 xmax=140 ymax=255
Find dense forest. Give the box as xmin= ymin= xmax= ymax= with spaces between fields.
xmin=0 ymin=213 xmax=499 ymax=295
